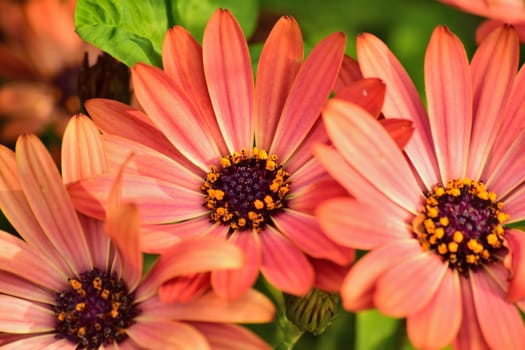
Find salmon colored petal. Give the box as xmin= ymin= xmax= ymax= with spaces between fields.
xmin=506 ymin=229 xmax=525 ymax=302
xmin=0 ymin=146 xmax=70 ymax=273
xmin=259 ymin=226 xmax=314 ymax=295
xmin=137 ymin=237 xmax=243 ymax=301
xmin=323 ymin=100 xmax=421 ymax=213
xmin=288 ymin=177 xmax=347 ymax=215
xmin=16 ymin=135 xmax=92 ymax=274
xmin=485 ymin=129 xmax=525 ymax=197
xmin=69 ymin=174 xmax=206 ymax=224
xmin=425 ymin=26 xmax=472 ymax=181
xmin=61 ymin=114 xmax=108 ymax=184
xmin=85 ymin=99 xmax=188 ymax=166
xmin=141 ymin=290 xmax=275 ymax=323
xmin=379 ymin=118 xmax=415 ymax=150
xmin=212 ymin=230 xmax=261 ymax=300
xmin=357 ymin=32 xmax=439 ymax=189
xmin=203 ymin=9 xmax=254 ymax=152
xmin=270 ymin=32 xmax=345 ymax=163
xmin=287 ymin=141 xmax=331 ymax=189
xmin=77 ymin=214 xmax=112 ymax=276
xmin=162 ymin=26 xmax=228 ymax=156
xmin=191 ymin=323 xmax=271 ymax=350
xmin=407 ymin=269 xmax=461 ymax=350
xmin=470 ymin=269 xmax=525 ymax=349
xmin=334 ymin=78 xmax=385 ymax=117
xmin=375 ymin=251 xmax=447 ymax=317
xmin=132 ymin=63 xmax=220 ymax=171
xmin=103 ymin=134 xmax=203 ymax=189
xmin=317 ymin=197 xmax=411 ymax=250
xmin=159 ymin=273 xmax=210 ymax=304
xmin=502 ymin=184 xmax=525 ymax=222
xmin=127 ymin=320 xmax=209 ymax=350
xmin=273 ymin=209 xmax=354 ymax=265
xmin=334 ymin=55 xmax=362 ymax=94
xmin=0 ymin=295 xmax=54 ymax=333
xmin=0 ymin=231 xmax=65 ymax=291
xmin=468 ymin=25 xmax=519 ymax=178
xmin=0 ymin=334 xmax=60 ymax=349
xmin=454 ymin=276 xmax=490 ymax=350
xmin=255 ymin=15 xmax=303 ymax=150
xmin=311 ymin=258 xmax=352 ymax=292
xmin=0 ymin=270 xmax=54 ymax=304
xmin=341 ymin=239 xmax=421 ymax=311
xmin=283 ymin=119 xmax=328 ymax=175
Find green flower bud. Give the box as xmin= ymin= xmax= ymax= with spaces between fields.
xmin=284 ymin=289 xmax=340 ymax=336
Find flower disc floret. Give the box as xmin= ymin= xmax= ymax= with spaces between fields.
xmin=54 ymin=269 xmax=140 ymax=349
xmin=414 ymin=178 xmax=509 ymax=274
xmin=202 ymin=148 xmax=290 ymax=232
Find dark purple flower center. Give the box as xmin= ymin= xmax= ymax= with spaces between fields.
xmin=414 ymin=178 xmax=508 ymax=274
xmin=202 ymin=148 xmax=290 ymax=233
xmin=54 ymin=269 xmax=140 ymax=349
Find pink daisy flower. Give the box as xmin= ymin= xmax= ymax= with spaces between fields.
xmin=68 ymin=9 xmax=356 ymax=299
xmin=316 ymin=25 xmax=525 ymax=349
xmin=438 ymin=0 xmax=525 ymax=43
xmin=0 ymin=114 xmax=274 ymax=349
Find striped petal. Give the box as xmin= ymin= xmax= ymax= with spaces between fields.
xmin=0 ymin=295 xmax=54 ymax=333
xmin=425 ymin=26 xmax=472 ymax=181
xmin=334 ymin=78 xmax=386 ymax=117
xmin=127 ymin=320 xmax=209 ymax=350
xmin=255 ymin=15 xmax=303 ymax=150
xmin=505 ymin=229 xmax=525 ymax=302
xmin=203 ymin=9 xmax=254 ymax=152
xmin=191 ymin=323 xmax=271 ymax=350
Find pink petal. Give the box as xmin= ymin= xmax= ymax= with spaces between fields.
xmin=502 ymin=229 xmax=525 ymax=302
xmin=323 ymin=99 xmax=421 ymax=213
xmin=141 ymin=289 xmax=275 ymax=324
xmin=375 ymin=250 xmax=447 ymax=317
xmin=69 ymin=173 xmax=206 ymax=224
xmin=357 ymin=32 xmax=439 ymax=189
xmin=127 ymin=320 xmax=209 ymax=350
xmin=259 ymin=226 xmax=314 ymax=295
xmin=0 ymin=145 xmax=71 ymax=273
xmin=341 ymin=239 xmax=421 ymax=311
xmin=0 ymin=270 xmax=54 ymax=304
xmin=0 ymin=231 xmax=65 ymax=291
xmin=162 ymin=26 xmax=229 ymax=156
xmin=288 ymin=177 xmax=348 ymax=215
xmin=85 ymin=98 xmax=190 ymax=167
xmin=379 ymin=118 xmax=415 ymax=150
xmin=454 ymin=275 xmax=490 ymax=350
xmin=407 ymin=269 xmax=461 ymax=350
xmin=255 ymin=15 xmax=303 ymax=150
xmin=103 ymin=134 xmax=203 ymax=189
xmin=0 ymin=334 xmax=61 ymax=349
xmin=287 ymin=151 xmax=332 ymax=192
xmin=311 ymin=258 xmax=352 ymax=292
xmin=159 ymin=273 xmax=210 ymax=303
xmin=425 ymin=26 xmax=472 ymax=181
xmin=317 ymin=197 xmax=411 ymax=250
xmin=77 ymin=214 xmax=113 ymax=278
xmin=270 ymin=32 xmax=345 ymax=163
xmin=191 ymin=323 xmax=271 ymax=350
xmin=334 ymin=55 xmax=362 ymax=93
xmin=211 ymin=231 xmax=261 ymax=300
xmin=203 ymin=9 xmax=254 ymax=152
xmin=16 ymin=135 xmax=93 ymax=274
xmin=61 ymin=114 xmax=108 ymax=184
xmin=468 ymin=25 xmax=519 ymax=178
xmin=137 ymin=237 xmax=243 ymax=301
xmin=334 ymin=78 xmax=385 ymax=117
xmin=470 ymin=269 xmax=525 ymax=349
xmin=502 ymin=184 xmax=525 ymax=222
xmin=132 ymin=63 xmax=220 ymax=171
xmin=0 ymin=295 xmax=54 ymax=333
xmin=273 ymin=209 xmax=354 ymax=265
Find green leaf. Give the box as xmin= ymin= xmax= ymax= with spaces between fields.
xmin=355 ymin=309 xmax=405 ymax=350
xmin=75 ymin=0 xmax=174 ymax=67
xmin=173 ymin=0 xmax=259 ymax=42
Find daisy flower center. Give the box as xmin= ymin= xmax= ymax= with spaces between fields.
xmin=202 ymin=148 xmax=290 ymax=232
xmin=414 ymin=178 xmax=509 ymax=274
xmin=54 ymin=269 xmax=140 ymax=349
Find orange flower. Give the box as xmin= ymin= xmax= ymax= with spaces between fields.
xmin=0 ymin=0 xmax=98 ymax=145
xmin=439 ymin=0 xmax=525 ymax=42
xmin=0 ymin=115 xmax=274 ymax=349
xmin=317 ymin=25 xmax=525 ymax=349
